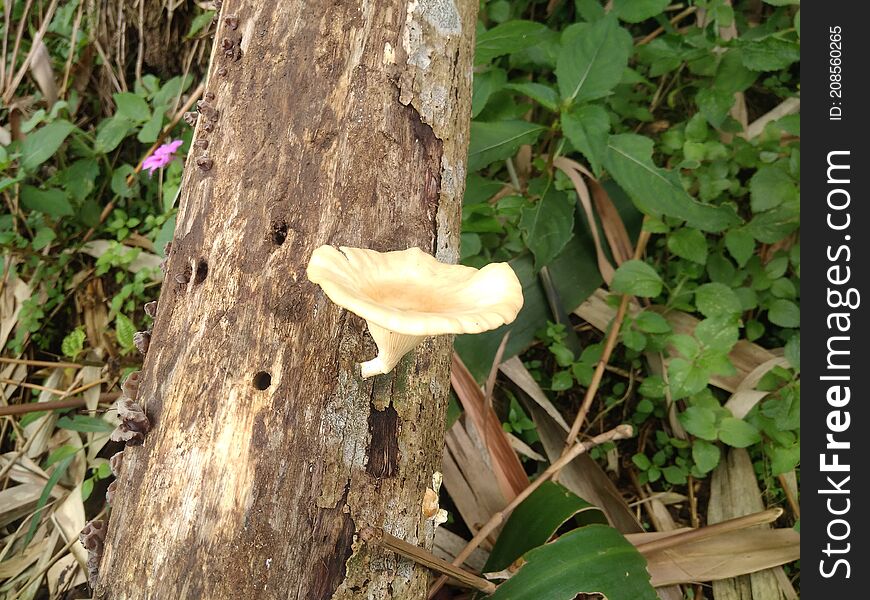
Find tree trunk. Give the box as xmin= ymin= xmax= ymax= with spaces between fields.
xmin=97 ymin=1 xmax=477 ymax=598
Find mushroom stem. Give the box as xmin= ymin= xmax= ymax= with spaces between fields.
xmin=361 ymin=323 xmax=425 ymax=378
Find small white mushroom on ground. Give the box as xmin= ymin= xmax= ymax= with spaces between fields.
xmin=306 ymin=246 xmax=524 ymax=378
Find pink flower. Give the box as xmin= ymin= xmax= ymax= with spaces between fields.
xmin=142 ymin=139 xmax=183 ymax=175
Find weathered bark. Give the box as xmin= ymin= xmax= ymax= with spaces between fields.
xmin=97 ymin=1 xmax=477 ymax=598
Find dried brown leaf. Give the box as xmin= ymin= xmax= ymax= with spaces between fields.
xmin=451 ymin=353 xmax=528 ymax=501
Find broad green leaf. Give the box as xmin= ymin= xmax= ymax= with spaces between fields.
xmin=464 ymin=174 xmax=504 ymax=205
xmin=484 ymin=481 xmax=606 ymax=573
xmin=467 ymin=120 xmax=545 ymax=171
xmin=613 ymin=0 xmax=669 ymax=23
xmin=562 ymin=104 xmax=610 ymax=176
xmin=504 ymin=82 xmax=560 ymax=112
xmin=32 ymin=227 xmax=56 ymax=250
xmin=669 ymin=358 xmax=709 ymax=399
xmin=57 ymin=415 xmax=115 ymax=433
xmin=519 ymin=189 xmax=574 ymax=270
xmin=740 ymin=37 xmax=800 ymax=71
xmin=769 ymin=442 xmax=800 ymax=475
xmin=767 ymin=298 xmax=800 ymax=328
xmin=475 ymin=20 xmax=550 ymax=65
xmin=138 ymin=110 xmax=164 ymax=143
xmin=679 ymin=406 xmax=719 ymax=441
xmin=81 ymin=477 xmax=95 ymax=501
xmin=695 ymin=316 xmax=740 ymax=353
xmin=744 ymin=204 xmax=799 ymax=243
xmin=556 ymin=15 xmax=632 ymax=105
xmin=634 ymin=311 xmax=671 ymax=334
xmin=115 ymin=313 xmax=136 ymax=350
xmin=696 ymin=87 xmax=734 ymax=128
xmin=667 ymin=228 xmax=708 ymax=264
xmin=695 ymin=283 xmax=742 ymax=317
xmin=186 ymin=9 xmax=215 ymax=38
xmin=750 ymin=166 xmax=798 ymax=212
xmin=61 ymin=328 xmax=86 ymax=359
xmin=95 ymin=116 xmax=132 ymax=153
xmin=713 ymin=50 xmax=759 ymax=94
xmin=639 ymin=375 xmax=667 ymax=398
xmin=44 ymin=444 xmax=78 ymax=469
xmin=692 ymin=439 xmax=721 ymax=474
xmin=604 ymin=134 xmax=740 ymax=232
xmin=20 ymin=185 xmax=73 ymax=217
xmin=663 ymin=465 xmax=687 ymax=485
xmin=488 ymin=524 xmax=657 ymax=600
xmin=718 ymin=417 xmax=762 ymax=447
xmin=725 ymin=228 xmax=755 ymax=266
xmin=111 ymin=164 xmax=138 ymax=198
xmin=152 ymin=75 xmax=193 ymax=108
xmin=60 ymin=158 xmax=99 ymax=201
xmin=113 ymin=92 xmax=150 ymax=123
xmin=472 ymin=68 xmax=507 ymax=118
xmin=20 ymin=120 xmax=76 ymax=171
xmin=611 ymin=259 xmax=662 ymax=297
xmin=670 ymin=334 xmax=700 ymax=359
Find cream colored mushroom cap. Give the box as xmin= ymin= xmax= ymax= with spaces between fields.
xmin=306 ymin=245 xmax=523 ymax=336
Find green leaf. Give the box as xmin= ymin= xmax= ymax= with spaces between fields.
xmin=744 ymin=204 xmax=799 ymax=243
xmin=769 ymin=442 xmax=800 ymax=475
xmin=718 ymin=417 xmax=762 ymax=447
xmin=695 ymin=316 xmax=739 ymax=352
xmin=633 ymin=453 xmax=652 ymax=470
xmin=95 ymin=116 xmax=132 ymax=153
xmin=115 ymin=313 xmax=136 ymax=350
xmin=138 ymin=110 xmax=164 ymax=143
xmin=679 ymin=406 xmax=719 ymax=441
xmin=785 ymin=333 xmax=800 ymax=371
xmin=57 ymin=414 xmax=115 ymax=433
xmin=750 ymin=166 xmax=798 ymax=212
xmin=556 ymin=15 xmax=632 ymax=105
xmin=696 ymin=88 xmax=735 ymax=128
xmin=60 ymin=159 xmax=99 ymax=201
xmin=667 ymin=228 xmax=708 ymax=264
xmin=670 ymin=334 xmax=699 ymax=359
xmin=694 ymin=283 xmax=743 ymax=318
xmin=519 ymin=189 xmax=575 ymax=270
xmin=611 ymin=260 xmax=663 ymax=297
xmin=663 ymin=465 xmax=687 ymax=485
xmin=468 ymin=120 xmax=546 ymax=171
xmin=562 ymin=104 xmax=610 ymax=176
xmin=484 ymin=481 xmax=606 ymax=573
xmin=692 ymin=439 xmax=721 ymax=474
xmin=44 ymin=445 xmax=79 ymax=469
xmin=113 ymin=92 xmax=150 ymax=123
xmin=725 ymin=228 xmax=755 ymax=267
xmin=612 ymin=0 xmax=669 ymax=23
xmin=669 ymin=358 xmax=709 ymax=399
xmin=81 ymin=477 xmax=95 ymax=501
xmin=111 ymin=164 xmax=138 ymax=198
xmin=551 ymin=370 xmax=574 ymax=391
xmin=20 ymin=185 xmax=73 ymax=217
xmin=634 ymin=311 xmax=671 ymax=334
xmin=504 ymin=82 xmax=560 ymax=112
xmin=61 ymin=328 xmax=86 ymax=359
xmin=472 ymin=68 xmax=507 ymax=118
xmin=488 ymin=524 xmax=657 ymax=600
xmin=603 ymin=134 xmax=740 ymax=232
xmin=20 ymin=120 xmax=76 ymax=171
xmin=767 ymin=299 xmax=800 ymax=328
xmin=24 ymin=455 xmax=74 ymax=547
xmin=740 ymin=37 xmax=800 ymax=71
xmin=475 ymin=20 xmax=550 ymax=65
xmin=31 ymin=227 xmax=56 ymax=250
xmin=186 ymin=9 xmax=215 ymax=38
xmin=638 ymin=375 xmax=667 ymax=398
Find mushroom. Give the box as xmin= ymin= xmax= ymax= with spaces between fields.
xmin=306 ymin=246 xmax=523 ymax=378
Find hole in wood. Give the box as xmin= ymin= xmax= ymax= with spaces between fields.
xmin=195 ymin=259 xmax=208 ymax=284
xmin=253 ymin=371 xmax=272 ymax=390
xmin=271 ymin=219 xmax=288 ymax=245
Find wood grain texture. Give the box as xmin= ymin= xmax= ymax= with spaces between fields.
xmin=97 ymin=0 xmax=477 ymax=597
